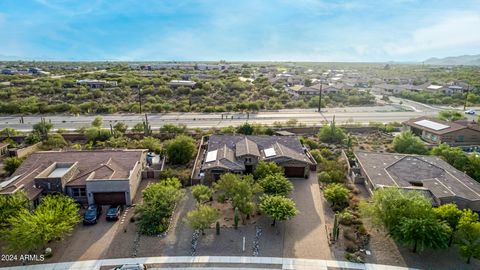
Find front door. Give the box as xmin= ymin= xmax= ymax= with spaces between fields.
xmin=245 ymin=165 xmax=253 ymax=174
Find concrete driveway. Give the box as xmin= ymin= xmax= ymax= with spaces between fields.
xmin=48 ymin=205 xmax=135 ymax=262
xmin=283 ymin=172 xmax=332 ymax=259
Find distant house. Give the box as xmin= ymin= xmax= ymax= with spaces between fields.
xmin=168 ymin=80 xmax=197 ymax=88
xmin=1 ymin=68 xmax=18 ymax=75
xmin=198 ymin=135 xmax=316 ymax=183
xmin=0 ymin=150 xmax=147 ymax=207
xmin=353 ymin=151 xmax=480 ymax=211
xmin=403 ymin=116 xmax=480 ymax=146
xmin=76 ymin=79 xmax=118 ymax=88
xmin=287 ymin=85 xmax=318 ymax=97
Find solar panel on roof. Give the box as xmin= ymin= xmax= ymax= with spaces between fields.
xmin=414 ymin=120 xmax=450 ymax=131
xmin=205 ymin=150 xmax=218 ymax=163
xmin=264 ymin=147 xmax=276 ymax=157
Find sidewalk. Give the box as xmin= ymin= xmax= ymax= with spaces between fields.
xmin=0 ymin=256 xmax=419 ymax=270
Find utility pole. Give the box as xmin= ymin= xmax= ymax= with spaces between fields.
xmin=318 ymin=82 xmax=323 ymax=113
xmin=464 ymin=85 xmax=470 ymax=111
xmin=138 ymin=86 xmax=142 ymax=114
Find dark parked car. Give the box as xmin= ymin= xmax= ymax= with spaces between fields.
xmin=110 ymin=263 xmax=146 ymax=270
xmin=106 ymin=205 xmax=122 ymax=221
xmin=83 ymin=205 xmax=102 ymax=225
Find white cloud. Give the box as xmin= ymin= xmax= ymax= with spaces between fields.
xmin=384 ymin=12 xmax=480 ymax=55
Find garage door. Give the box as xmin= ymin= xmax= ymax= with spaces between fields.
xmin=284 ymin=166 xmax=305 ymax=178
xmin=93 ymin=192 xmax=126 ymax=205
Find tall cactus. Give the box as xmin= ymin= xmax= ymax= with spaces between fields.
xmin=234 ymin=207 xmax=239 ymax=230
xmin=143 ymin=113 xmax=152 ymax=136
xmin=332 ymin=213 xmax=339 ymax=241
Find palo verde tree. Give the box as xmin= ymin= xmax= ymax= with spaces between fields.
xmin=3 ymin=157 xmax=24 ymax=176
xmin=259 ymin=195 xmax=298 ymax=226
xmin=185 ymin=204 xmax=220 ymax=235
xmin=455 ymin=209 xmax=480 ymax=264
xmin=136 ymin=178 xmax=184 ymax=235
xmin=2 ymin=194 xmax=80 ymax=252
xmin=191 ymin=184 xmax=213 ymax=204
xmin=438 ymin=110 xmax=466 ymax=122
xmin=32 ymin=118 xmax=53 ymax=140
xmin=392 ymin=131 xmax=428 ymax=155
xmin=214 ymin=173 xmax=261 ymax=223
xmin=253 ymin=161 xmax=284 ymax=180
xmin=317 ymin=119 xmax=346 ymax=144
xmin=433 ymin=203 xmax=463 ymax=246
xmin=164 ymin=135 xmax=196 ymax=165
xmin=0 ymin=191 xmax=29 ymax=228
xmin=361 ymin=188 xmax=451 ymax=253
xmin=258 ymin=173 xmax=294 ymax=196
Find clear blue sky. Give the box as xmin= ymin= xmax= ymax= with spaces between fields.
xmin=1 ymin=0 xmax=479 ymax=62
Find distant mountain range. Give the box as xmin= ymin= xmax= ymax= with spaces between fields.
xmin=424 ymin=54 xmax=480 ymax=66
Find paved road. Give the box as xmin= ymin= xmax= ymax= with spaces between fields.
xmin=0 ymin=256 xmax=418 ymax=270
xmin=0 ymin=98 xmax=475 ymax=131
xmin=0 ymin=111 xmax=435 ymax=131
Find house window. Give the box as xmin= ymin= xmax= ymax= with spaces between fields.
xmin=457 ymin=135 xmax=465 ymax=142
xmin=72 ymin=188 xmax=86 ymax=197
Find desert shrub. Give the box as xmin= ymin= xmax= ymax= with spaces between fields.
xmin=343 ymin=227 xmax=358 ymax=242
xmin=339 ymin=210 xmax=357 ymax=226
xmin=318 ymin=171 xmax=332 ymax=183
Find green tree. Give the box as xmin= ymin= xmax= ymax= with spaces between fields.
xmin=392 ymin=215 xmax=451 ymax=253
xmin=361 ymin=188 xmax=452 ymax=253
xmin=259 ymin=173 xmax=293 ymax=196
xmin=24 ymin=132 xmax=41 ymax=145
xmin=164 ymin=135 xmax=196 ymax=165
xmin=136 ymin=180 xmax=184 ymax=235
xmin=438 ymin=110 xmax=465 ymax=122
xmin=142 ymin=136 xmax=162 ymax=154
xmin=360 ymin=187 xmax=433 ymax=231
xmin=84 ymin=127 xmax=112 ymax=143
xmin=44 ymin=133 xmax=67 ymax=148
xmin=214 ymin=173 xmax=261 ymax=223
xmin=455 ymin=209 xmax=480 ymax=264
xmin=253 ymin=161 xmax=284 ymax=180
xmin=433 ymin=203 xmax=463 ymax=246
xmin=91 ymin=116 xmax=103 ymax=128
xmin=236 ymin=122 xmax=254 ymax=135
xmin=392 ymin=131 xmax=428 ymax=154
xmin=0 ymin=127 xmax=17 ymax=137
xmin=2 ymin=194 xmax=80 ymax=252
xmin=431 ymin=143 xmax=474 ymax=178
xmin=323 ymin=183 xmax=349 ymax=210
xmin=191 ymin=184 xmax=213 ymax=204
xmin=0 ymin=191 xmax=29 ymax=228
xmin=132 ymin=122 xmax=145 ymax=133
xmin=32 ymin=118 xmax=53 ymax=140
xmin=259 ymin=195 xmax=298 ymax=226
xmin=317 ymin=121 xmax=346 ymax=144
xmin=185 ymin=204 xmax=220 ymax=235
xmin=4 ymin=157 xmax=23 ymax=175
xmin=113 ymin=122 xmax=128 ymax=135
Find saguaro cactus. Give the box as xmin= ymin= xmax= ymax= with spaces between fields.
xmin=332 ymin=213 xmax=339 ymax=241
xmin=234 ymin=207 xmax=239 ymax=230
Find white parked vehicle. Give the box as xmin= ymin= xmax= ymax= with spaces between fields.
xmin=465 ymin=109 xmax=476 ymax=115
